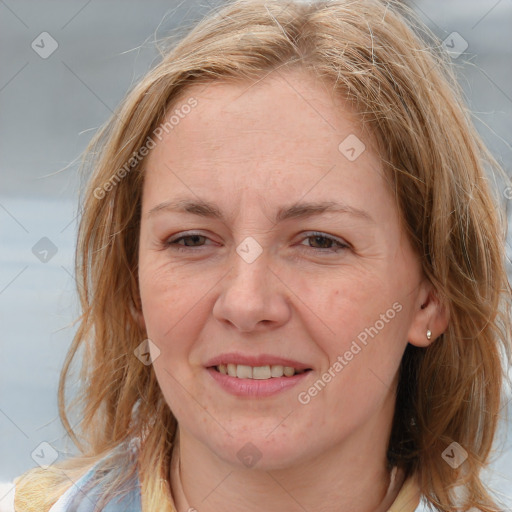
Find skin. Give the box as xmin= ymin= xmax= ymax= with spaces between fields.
xmin=137 ymin=69 xmax=449 ymax=512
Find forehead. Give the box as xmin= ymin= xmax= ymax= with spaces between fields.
xmin=141 ymin=69 xmax=391 ymax=219
xmin=158 ymin=70 xmax=363 ymax=157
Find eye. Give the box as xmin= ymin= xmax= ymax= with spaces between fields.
xmin=298 ymin=232 xmax=350 ymax=253
xmin=163 ymin=231 xmax=350 ymax=254
xmin=164 ymin=232 xmax=212 ymax=251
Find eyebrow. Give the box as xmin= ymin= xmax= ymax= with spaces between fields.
xmin=147 ymin=197 xmax=374 ymax=224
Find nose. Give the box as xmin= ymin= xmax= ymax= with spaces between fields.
xmin=212 ymin=245 xmax=291 ymax=333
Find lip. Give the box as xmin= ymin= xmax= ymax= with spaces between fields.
xmin=204 ymin=352 xmax=312 ymax=398
xmin=206 ymin=367 xmax=311 ymax=397
xmin=204 ymin=353 xmax=311 ymax=371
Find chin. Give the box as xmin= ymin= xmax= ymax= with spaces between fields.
xmin=203 ymin=427 xmax=317 ymax=472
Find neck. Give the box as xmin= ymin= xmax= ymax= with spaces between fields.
xmin=170 ymin=423 xmax=404 ymax=512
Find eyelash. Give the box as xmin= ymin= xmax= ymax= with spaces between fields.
xmin=164 ymin=231 xmax=350 ymax=254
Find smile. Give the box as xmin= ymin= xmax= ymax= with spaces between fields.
xmin=213 ymin=364 xmax=310 ymax=379
xmin=206 ymin=360 xmax=312 ymax=397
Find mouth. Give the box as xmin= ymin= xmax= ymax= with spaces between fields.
xmin=205 ymin=356 xmax=313 ymax=397
xmin=210 ymin=363 xmax=312 ymax=379
xmin=204 ymin=353 xmax=313 ymax=397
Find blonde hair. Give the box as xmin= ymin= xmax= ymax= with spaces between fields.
xmin=15 ymin=0 xmax=512 ymax=510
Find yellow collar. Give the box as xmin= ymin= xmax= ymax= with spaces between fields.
xmin=387 ymin=474 xmax=421 ymax=512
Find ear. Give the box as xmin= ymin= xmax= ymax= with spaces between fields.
xmin=407 ymin=277 xmax=450 ymax=347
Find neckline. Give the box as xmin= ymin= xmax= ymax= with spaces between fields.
xmin=168 ymin=442 xmax=419 ymax=512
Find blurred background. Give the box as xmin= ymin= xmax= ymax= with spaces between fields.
xmin=1 ymin=0 xmax=511 ymax=510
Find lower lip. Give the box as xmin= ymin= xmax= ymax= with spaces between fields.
xmin=206 ymin=367 xmax=311 ymax=397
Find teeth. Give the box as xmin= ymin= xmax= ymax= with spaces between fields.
xmin=271 ymin=365 xmax=284 ymax=377
xmin=283 ymin=366 xmax=295 ymax=377
xmin=236 ymin=364 xmax=253 ymax=379
xmin=253 ymin=366 xmax=271 ymax=379
xmin=215 ymin=364 xmax=305 ymax=379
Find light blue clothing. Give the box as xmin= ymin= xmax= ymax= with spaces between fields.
xmin=49 ymin=467 xmax=141 ymax=511
xmin=49 ymin=443 xmax=142 ymax=512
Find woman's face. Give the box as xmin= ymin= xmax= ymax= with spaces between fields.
xmin=138 ymin=70 xmax=433 ymax=470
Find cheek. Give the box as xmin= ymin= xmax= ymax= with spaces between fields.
xmin=138 ymin=259 xmax=207 ymax=350
xmin=303 ymin=269 xmax=409 ymax=385
xmin=296 ymin=266 xmax=393 ymax=340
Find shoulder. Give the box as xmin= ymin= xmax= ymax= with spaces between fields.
xmin=48 ymin=471 xmax=141 ymax=512
xmin=48 ymin=442 xmax=142 ymax=512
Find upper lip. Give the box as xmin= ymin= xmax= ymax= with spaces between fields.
xmin=205 ymin=353 xmax=311 ymax=370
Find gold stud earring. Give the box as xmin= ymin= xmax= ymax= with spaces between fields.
xmin=426 ymin=329 xmax=432 ymax=340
